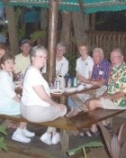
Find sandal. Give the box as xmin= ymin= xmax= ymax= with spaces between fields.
xmin=104 ymin=122 xmax=112 ymax=132
xmin=82 ymin=130 xmax=99 ymax=137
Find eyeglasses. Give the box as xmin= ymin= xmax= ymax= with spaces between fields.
xmin=111 ymin=55 xmax=122 ymax=59
xmin=34 ymin=55 xmax=48 ymax=59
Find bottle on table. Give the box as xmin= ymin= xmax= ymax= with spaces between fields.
xmin=67 ymin=78 xmax=72 ymax=88
xmin=55 ymin=74 xmax=66 ymax=90
xmin=73 ymin=77 xmax=77 ymax=87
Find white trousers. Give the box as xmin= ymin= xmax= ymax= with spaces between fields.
xmin=21 ymin=103 xmax=67 ymax=133
xmin=77 ymin=85 xmax=107 ymax=102
xmin=68 ymin=85 xmax=107 ymax=111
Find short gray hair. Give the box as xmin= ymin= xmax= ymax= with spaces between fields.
xmin=57 ymin=42 xmax=66 ymax=53
xmin=30 ymin=45 xmax=48 ymax=58
xmin=93 ymin=47 xmax=104 ymax=57
xmin=111 ymin=48 xmax=124 ymax=56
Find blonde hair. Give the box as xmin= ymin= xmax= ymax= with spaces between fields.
xmin=78 ymin=42 xmax=89 ymax=50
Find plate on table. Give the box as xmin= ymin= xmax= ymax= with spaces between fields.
xmin=51 ymin=89 xmax=64 ymax=94
xmin=85 ymin=84 xmax=92 ymax=88
xmin=65 ymin=87 xmax=77 ymax=93
xmin=14 ymin=81 xmax=21 ymax=85
xmin=76 ymin=84 xmax=85 ymax=91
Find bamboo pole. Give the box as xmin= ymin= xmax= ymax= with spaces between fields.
xmin=47 ymin=0 xmax=59 ymax=83
xmin=5 ymin=6 xmax=19 ymax=55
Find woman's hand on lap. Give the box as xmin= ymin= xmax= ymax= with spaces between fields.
xmin=58 ymin=104 xmax=66 ymax=112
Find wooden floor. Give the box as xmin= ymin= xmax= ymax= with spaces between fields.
xmin=0 ymin=116 xmax=126 ymax=158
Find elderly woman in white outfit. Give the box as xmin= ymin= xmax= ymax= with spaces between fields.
xmin=56 ymin=42 xmax=69 ymax=76
xmin=21 ymin=45 xmax=67 ymax=145
xmin=0 ymin=54 xmax=35 ymax=143
xmin=42 ymin=42 xmax=69 ymax=76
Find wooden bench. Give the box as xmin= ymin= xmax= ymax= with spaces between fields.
xmin=0 ymin=108 xmax=126 ymax=156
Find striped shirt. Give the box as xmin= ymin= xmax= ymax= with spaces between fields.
xmin=91 ymin=59 xmax=110 ymax=85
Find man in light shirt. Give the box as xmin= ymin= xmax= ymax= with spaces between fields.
xmin=14 ymin=39 xmax=31 ymax=75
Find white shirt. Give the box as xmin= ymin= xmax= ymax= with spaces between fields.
xmin=0 ymin=70 xmax=16 ymax=108
xmin=14 ymin=53 xmax=31 ymax=74
xmin=76 ymin=56 xmax=94 ymax=79
xmin=56 ymin=56 xmax=69 ymax=76
xmin=21 ymin=66 xmax=50 ymax=107
xmin=42 ymin=56 xmax=69 ymax=76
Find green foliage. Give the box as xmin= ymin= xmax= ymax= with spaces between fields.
xmin=65 ymin=53 xmax=78 ymax=76
xmin=18 ymin=24 xmax=26 ymax=41
xmin=30 ymin=30 xmax=46 ymax=42
xmin=67 ymin=141 xmax=103 ymax=157
xmin=0 ymin=126 xmax=7 ymax=152
xmin=1 ymin=27 xmax=8 ymax=38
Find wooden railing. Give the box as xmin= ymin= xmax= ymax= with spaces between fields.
xmin=88 ymin=31 xmax=126 ymax=59
xmin=38 ymin=31 xmax=126 ymax=59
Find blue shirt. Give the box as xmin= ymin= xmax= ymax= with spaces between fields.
xmin=91 ymin=59 xmax=110 ymax=85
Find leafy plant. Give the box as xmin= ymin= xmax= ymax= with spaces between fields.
xmin=30 ymin=30 xmax=46 ymax=43
xmin=67 ymin=141 xmax=103 ymax=158
xmin=0 ymin=125 xmax=7 ymax=151
xmin=98 ymin=122 xmax=126 ymax=158
xmin=65 ymin=53 xmax=78 ymax=76
xmin=18 ymin=24 xmax=26 ymax=41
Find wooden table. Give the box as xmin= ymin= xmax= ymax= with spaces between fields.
xmin=51 ymin=85 xmax=99 ymax=104
xmin=51 ymin=85 xmax=99 ymax=97
xmin=15 ymin=85 xmax=99 ymax=98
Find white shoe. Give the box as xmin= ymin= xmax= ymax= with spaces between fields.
xmin=40 ymin=132 xmax=52 ymax=145
xmin=22 ymin=128 xmax=35 ymax=137
xmin=52 ymin=132 xmax=60 ymax=145
xmin=12 ymin=132 xmax=31 ymax=143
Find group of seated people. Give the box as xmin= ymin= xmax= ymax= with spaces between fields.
xmin=0 ymin=43 xmax=67 ymax=145
xmin=0 ymin=39 xmax=126 ymax=145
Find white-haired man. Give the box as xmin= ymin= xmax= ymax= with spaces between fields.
xmin=80 ymin=47 xmax=110 ymax=96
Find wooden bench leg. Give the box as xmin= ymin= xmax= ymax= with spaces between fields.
xmin=1 ymin=119 xmax=11 ymax=129
xmin=60 ymin=129 xmax=69 ymax=156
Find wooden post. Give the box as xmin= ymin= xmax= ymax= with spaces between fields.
xmin=60 ymin=11 xmax=71 ymax=51
xmin=5 ymin=6 xmax=19 ymax=55
xmin=91 ymin=13 xmax=96 ymax=31
xmin=47 ymin=0 xmax=59 ymax=83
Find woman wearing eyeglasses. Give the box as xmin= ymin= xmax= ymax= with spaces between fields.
xmin=21 ymin=45 xmax=67 ymax=145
